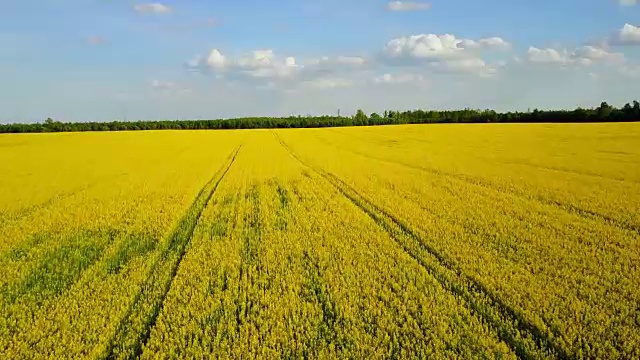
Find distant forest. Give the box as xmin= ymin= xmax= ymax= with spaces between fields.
xmin=1 ymin=101 xmax=639 ymax=133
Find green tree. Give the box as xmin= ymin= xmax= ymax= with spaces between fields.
xmin=354 ymin=109 xmax=368 ymax=125
xmin=597 ymin=102 xmax=613 ymax=120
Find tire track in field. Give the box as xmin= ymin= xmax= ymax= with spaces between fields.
xmin=272 ymin=132 xmax=568 ymax=360
xmin=103 ymin=145 xmax=242 ymax=360
xmin=312 ymin=132 xmax=639 ymax=236
xmin=285 ymin=181 xmax=359 ymax=356
xmin=300 ymin=250 xmax=352 ymax=355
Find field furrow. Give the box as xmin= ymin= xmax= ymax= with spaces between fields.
xmin=277 ymin=125 xmax=640 ymax=358
xmin=105 ymin=146 xmax=241 ymax=359
xmin=139 ymin=132 xmax=516 ymax=358
xmin=275 ymin=132 xmax=562 ymax=359
xmin=310 ymin=128 xmax=640 ymax=234
xmin=0 ymin=131 xmax=244 ymax=358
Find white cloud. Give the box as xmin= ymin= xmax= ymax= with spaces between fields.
xmin=460 ymin=37 xmax=511 ymax=50
xmin=382 ymin=33 xmax=509 ymax=76
xmin=237 ymin=50 xmax=298 ymax=79
xmin=572 ymin=46 xmax=625 ymax=64
xmin=134 ymin=3 xmax=173 ymax=14
xmin=237 ymin=50 xmax=275 ymax=68
xmin=619 ymin=0 xmax=637 ymax=6
xmin=527 ymin=47 xmax=571 ymax=65
xmin=386 ymin=1 xmax=431 ymax=12
xmin=527 ymin=46 xmax=624 ymax=66
xmin=609 ymin=23 xmax=640 ymax=45
xmin=432 ymin=58 xmax=497 ymax=77
xmin=285 ymin=57 xmax=297 ymax=67
xmin=206 ymin=49 xmax=226 ymax=69
xmin=373 ymin=73 xmax=425 ymax=85
xmin=190 ymin=49 xmax=299 ymax=81
xmin=190 ymin=50 xmax=371 ymax=86
xmin=384 ymin=34 xmax=465 ymax=61
xmin=383 ymin=34 xmax=509 ymax=62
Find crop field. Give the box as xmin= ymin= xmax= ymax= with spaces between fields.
xmin=0 ymin=123 xmax=639 ymax=359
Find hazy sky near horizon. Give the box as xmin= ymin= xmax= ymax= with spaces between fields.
xmin=1 ymin=1 xmax=639 ymax=122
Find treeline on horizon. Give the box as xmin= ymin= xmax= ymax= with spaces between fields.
xmin=1 ymin=101 xmax=639 ymax=134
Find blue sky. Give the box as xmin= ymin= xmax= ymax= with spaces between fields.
xmin=1 ymin=0 xmax=639 ymax=122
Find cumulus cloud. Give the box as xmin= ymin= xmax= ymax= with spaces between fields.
xmin=189 ymin=49 xmax=299 ymax=81
xmin=386 ymin=1 xmax=431 ymax=12
xmin=134 ymin=3 xmax=173 ymax=14
xmin=431 ymin=58 xmax=497 ymax=77
xmin=460 ymin=37 xmax=511 ymax=50
xmin=206 ymin=49 xmax=226 ymax=70
xmin=572 ymin=46 xmax=625 ymax=65
xmin=619 ymin=0 xmax=637 ymax=6
xmin=188 ymin=33 xmax=508 ymax=89
xmin=383 ymin=34 xmax=510 ymax=63
xmin=235 ymin=50 xmax=299 ymax=79
xmin=188 ymin=48 xmax=371 ymax=88
xmin=384 ymin=34 xmax=465 ymax=61
xmin=527 ymin=46 xmax=625 ymax=66
xmin=609 ymin=23 xmax=640 ymax=45
xmin=526 ymin=47 xmax=572 ymax=65
xmin=382 ymin=33 xmax=508 ymax=76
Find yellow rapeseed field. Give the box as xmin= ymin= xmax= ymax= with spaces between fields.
xmin=0 ymin=123 xmax=638 ymax=359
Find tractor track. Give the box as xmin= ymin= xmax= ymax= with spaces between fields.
xmin=102 ymin=145 xmax=242 ymax=360
xmin=272 ymin=131 xmax=569 ymax=360
xmin=313 ymin=131 xmax=640 ymax=236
